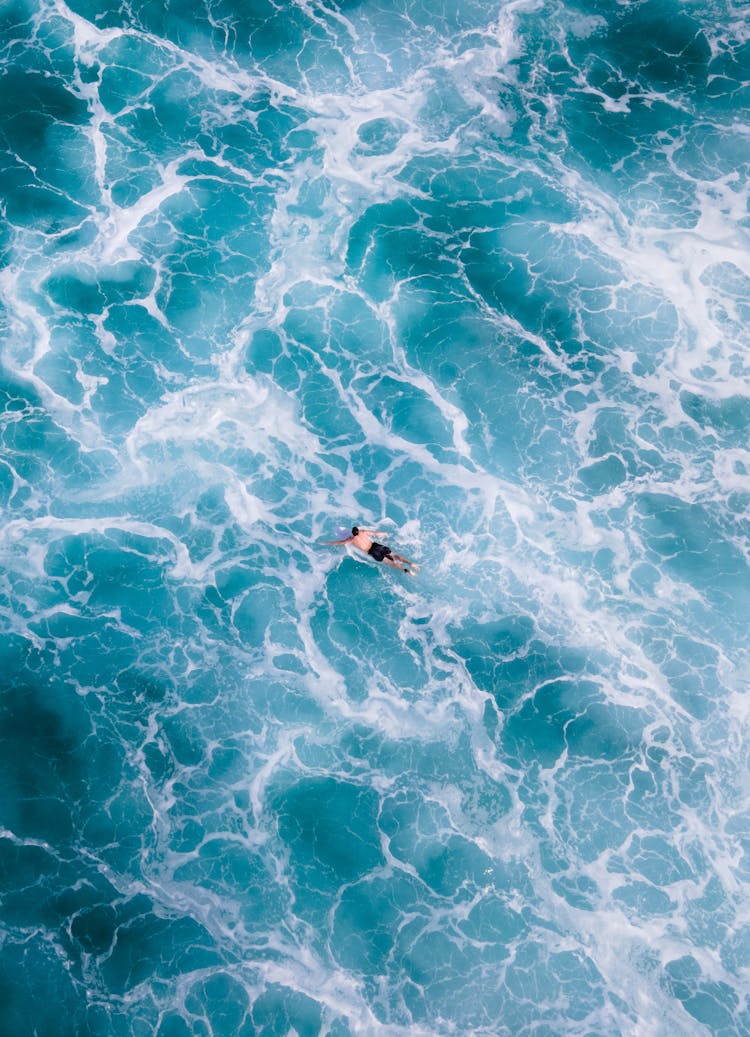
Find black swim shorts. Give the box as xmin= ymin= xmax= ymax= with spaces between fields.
xmin=368 ymin=542 xmax=392 ymax=562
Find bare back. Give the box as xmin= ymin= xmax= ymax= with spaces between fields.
xmin=350 ymin=530 xmax=376 ymax=553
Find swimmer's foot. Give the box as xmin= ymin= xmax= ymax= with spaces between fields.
xmin=403 ymin=567 xmax=416 ymax=576
xmin=410 ymin=563 xmax=420 ymax=572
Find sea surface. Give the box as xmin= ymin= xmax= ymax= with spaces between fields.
xmin=1 ymin=0 xmax=749 ymax=1034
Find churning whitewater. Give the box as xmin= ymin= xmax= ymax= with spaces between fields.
xmin=1 ymin=0 xmax=749 ymax=1034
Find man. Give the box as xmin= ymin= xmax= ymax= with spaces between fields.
xmin=323 ymin=526 xmax=419 ymax=575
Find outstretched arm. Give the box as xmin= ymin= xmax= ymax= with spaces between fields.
xmin=361 ymin=529 xmax=388 ymax=537
xmin=321 ymin=537 xmax=353 ymax=546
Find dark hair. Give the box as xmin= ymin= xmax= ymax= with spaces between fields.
xmin=351 ymin=526 xmax=359 ymax=536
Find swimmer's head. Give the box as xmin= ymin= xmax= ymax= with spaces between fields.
xmin=351 ymin=526 xmax=359 ymax=536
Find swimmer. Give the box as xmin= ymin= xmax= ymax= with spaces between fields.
xmin=323 ymin=526 xmax=419 ymax=575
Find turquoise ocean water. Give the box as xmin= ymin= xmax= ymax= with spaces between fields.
xmin=1 ymin=0 xmax=749 ymax=1033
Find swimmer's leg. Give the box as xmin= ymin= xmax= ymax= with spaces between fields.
xmin=384 ymin=555 xmax=415 ymax=576
xmin=390 ymin=552 xmax=419 ymax=572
